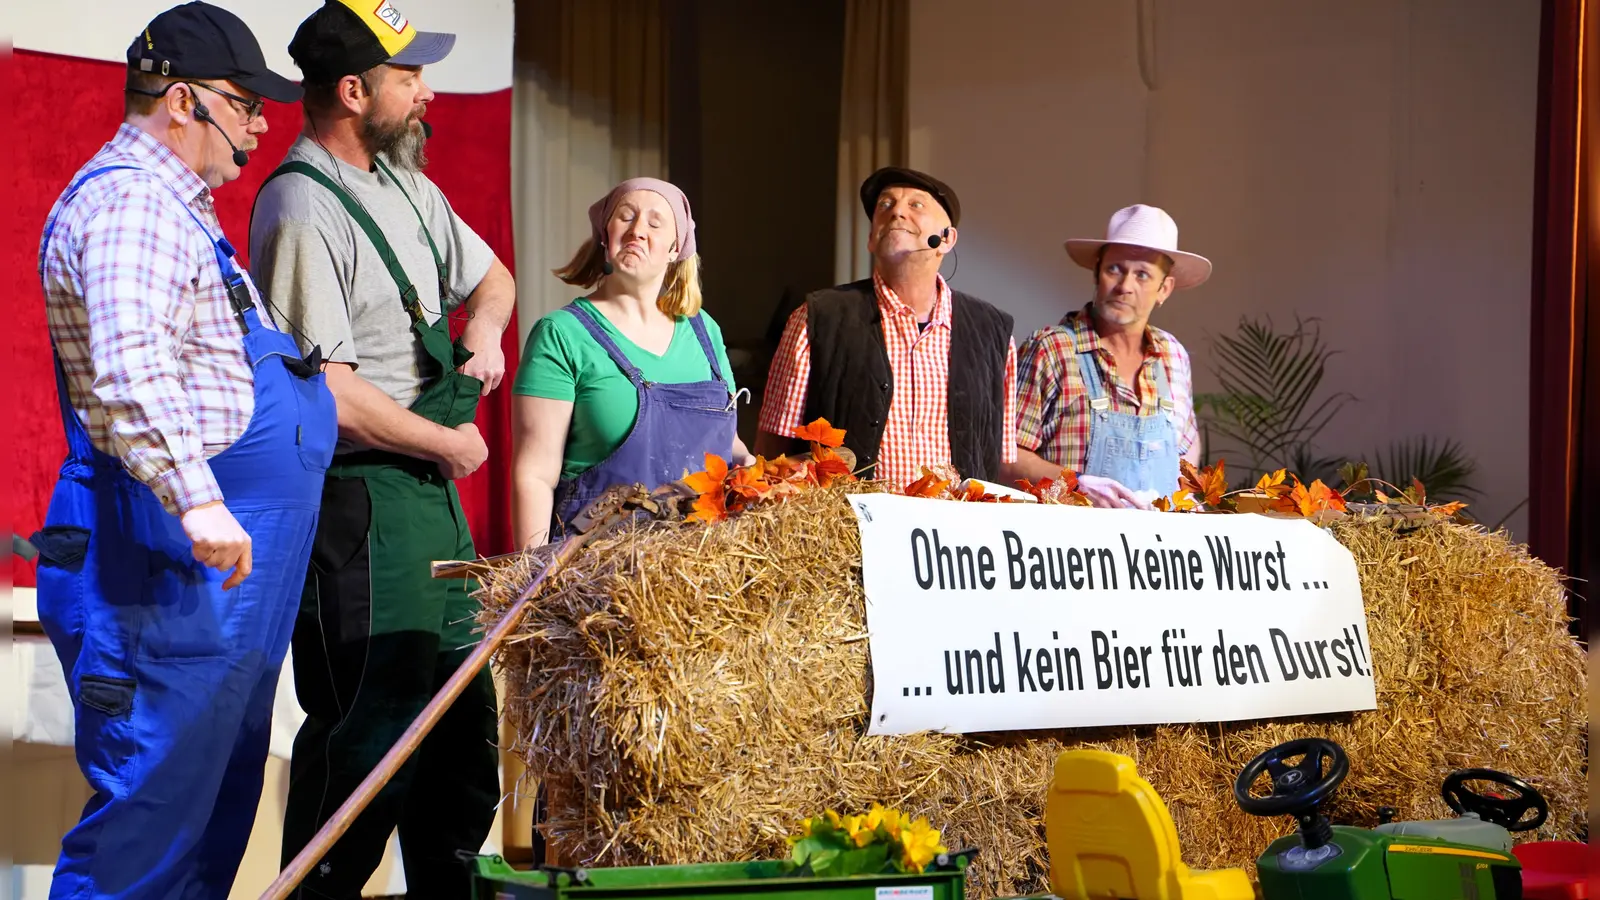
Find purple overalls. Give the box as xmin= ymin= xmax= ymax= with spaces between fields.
xmin=549 ymin=301 xmax=737 ymax=536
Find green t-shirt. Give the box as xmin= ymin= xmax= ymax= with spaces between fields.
xmin=513 ymin=298 xmax=737 ymax=481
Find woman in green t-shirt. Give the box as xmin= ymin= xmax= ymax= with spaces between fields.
xmin=511 ymin=178 xmax=754 ymax=547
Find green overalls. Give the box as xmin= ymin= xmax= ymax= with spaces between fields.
xmin=266 ymin=159 xmax=500 ymax=900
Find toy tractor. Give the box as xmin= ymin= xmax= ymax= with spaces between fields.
xmin=1241 ymin=738 xmax=1528 ymax=899
xmin=1046 ymin=737 xmax=1584 ymax=900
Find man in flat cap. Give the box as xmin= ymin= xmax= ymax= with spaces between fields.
xmin=1009 ymin=204 xmax=1212 ymax=507
xmin=248 ymin=1 xmax=515 ymax=896
xmin=756 ymin=166 xmax=1018 ymax=486
xmin=32 ymin=3 xmax=333 ymax=897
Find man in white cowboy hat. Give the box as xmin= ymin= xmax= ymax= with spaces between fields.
xmin=1007 ymin=204 xmax=1211 ymax=507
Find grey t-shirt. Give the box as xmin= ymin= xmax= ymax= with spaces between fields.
xmin=248 ymin=135 xmax=495 ymax=437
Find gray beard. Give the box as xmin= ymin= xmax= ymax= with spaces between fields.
xmin=363 ymin=114 xmax=427 ymax=171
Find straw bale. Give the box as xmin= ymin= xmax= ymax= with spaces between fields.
xmin=479 ymin=487 xmax=1586 ymax=899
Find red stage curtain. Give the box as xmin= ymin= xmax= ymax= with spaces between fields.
xmin=9 ymin=49 xmax=518 ymax=586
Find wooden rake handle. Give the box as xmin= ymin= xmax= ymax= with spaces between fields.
xmin=258 ymin=523 xmax=605 ymax=900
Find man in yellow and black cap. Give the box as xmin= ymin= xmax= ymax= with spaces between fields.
xmin=248 ymin=1 xmax=516 ymax=897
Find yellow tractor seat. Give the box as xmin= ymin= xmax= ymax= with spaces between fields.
xmin=1045 ymin=750 xmax=1254 ymax=900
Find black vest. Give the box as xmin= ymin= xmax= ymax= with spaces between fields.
xmin=796 ymin=279 xmax=1014 ymax=482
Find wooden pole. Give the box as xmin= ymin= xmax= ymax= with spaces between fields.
xmin=259 ymin=525 xmax=603 ymax=900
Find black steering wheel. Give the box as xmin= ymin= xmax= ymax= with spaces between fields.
xmin=1442 ymin=768 xmax=1548 ymax=832
xmin=1234 ymin=737 xmax=1350 ymax=818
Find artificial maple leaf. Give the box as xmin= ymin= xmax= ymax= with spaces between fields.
xmin=1155 ymin=489 xmax=1198 ymax=512
xmin=1374 ymin=490 xmax=1393 ymax=504
xmin=1338 ymin=461 xmax=1372 ymax=496
xmin=688 ymin=487 xmax=728 ymax=524
xmin=808 ymin=445 xmax=854 ymax=488
xmin=765 ymin=454 xmax=805 ymax=482
xmin=1255 ymin=468 xmax=1292 ymax=499
xmin=1014 ymin=477 xmax=1054 ymax=499
xmin=951 ymin=481 xmax=1002 ymax=502
xmin=793 ymin=418 xmax=846 ymax=448
xmin=683 ymin=454 xmax=730 ymax=496
xmin=1431 ymin=500 xmax=1468 ymax=518
xmin=1311 ymin=480 xmax=1348 ymax=512
xmin=727 ymin=464 xmax=772 ymax=503
xmin=1180 ymin=459 xmax=1228 ymax=507
xmin=1015 ymin=472 xmax=1093 ymax=506
xmin=905 ymin=467 xmax=953 ymax=498
xmin=1402 ymin=477 xmax=1428 ymax=507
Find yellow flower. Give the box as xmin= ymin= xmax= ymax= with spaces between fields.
xmin=899 ymin=817 xmax=947 ymax=873
xmin=882 ymin=807 xmax=903 ymax=839
xmin=823 ymin=809 xmax=842 ymax=830
xmin=842 ymin=813 xmax=876 ymax=847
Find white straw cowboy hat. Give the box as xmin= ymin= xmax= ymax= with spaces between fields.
xmin=1064 ymin=204 xmax=1212 ymax=290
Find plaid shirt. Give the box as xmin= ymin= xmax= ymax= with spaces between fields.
xmin=759 ymin=273 xmax=1019 ymax=487
xmin=1015 ymin=303 xmax=1199 ymax=472
xmin=39 ymin=124 xmax=267 ymax=517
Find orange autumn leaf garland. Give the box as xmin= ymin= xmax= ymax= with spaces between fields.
xmin=681 ymin=424 xmax=1459 ymax=526
xmin=681 ymin=418 xmax=859 ymax=524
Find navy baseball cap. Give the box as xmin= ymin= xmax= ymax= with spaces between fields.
xmin=289 ymin=0 xmax=456 ymax=84
xmin=127 ymin=1 xmax=303 ymax=103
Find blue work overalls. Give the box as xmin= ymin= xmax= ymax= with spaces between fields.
xmin=32 ymin=165 xmax=338 ymax=900
xmin=549 ymin=301 xmax=738 ymax=534
xmin=1075 ymin=349 xmax=1181 ymax=496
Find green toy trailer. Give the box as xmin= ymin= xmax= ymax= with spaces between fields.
xmin=467 ymin=850 xmax=979 ymax=900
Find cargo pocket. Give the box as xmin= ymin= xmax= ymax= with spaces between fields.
xmin=31 ymin=525 xmax=91 ymax=571
xmin=286 ymin=362 xmax=338 ymax=475
xmin=75 ymin=673 xmax=138 ymax=787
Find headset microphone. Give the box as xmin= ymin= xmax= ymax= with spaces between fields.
xmin=194 ymin=102 xmax=249 ymax=167
xmin=927 ymin=227 xmax=951 ymax=249
xmin=601 ymin=240 xmax=615 ymax=276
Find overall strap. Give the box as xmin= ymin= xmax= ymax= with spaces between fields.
xmin=40 ymin=163 xmax=262 ymax=454
xmin=685 ymin=313 xmax=729 ymax=389
xmin=261 ymin=161 xmax=428 ymax=328
xmin=372 ymin=157 xmax=449 ymax=298
xmin=1075 ymin=350 xmax=1110 ymax=410
xmin=1150 ymin=358 xmax=1175 ymax=412
xmin=561 ymin=302 xmax=645 ymax=388
xmin=50 ymin=350 xmax=96 ymax=461
xmin=43 ymin=165 xmax=262 ymax=334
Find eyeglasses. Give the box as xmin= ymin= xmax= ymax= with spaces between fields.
xmin=126 ymin=80 xmax=264 ymax=123
xmin=187 ymin=81 xmax=265 ymax=123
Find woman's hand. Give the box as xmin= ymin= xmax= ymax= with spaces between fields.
xmin=732 ymin=436 xmax=757 ymax=468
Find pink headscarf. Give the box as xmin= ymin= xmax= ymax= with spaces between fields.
xmin=587 ymin=177 xmax=697 ymax=261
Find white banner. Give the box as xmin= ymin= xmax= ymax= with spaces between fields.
xmin=848 ymin=494 xmax=1376 ymax=735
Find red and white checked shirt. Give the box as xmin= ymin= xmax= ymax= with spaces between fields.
xmin=759 ymin=273 xmax=1018 ymax=487
xmin=39 ymin=124 xmax=267 ymax=517
xmin=1014 ymin=303 xmax=1199 ymax=472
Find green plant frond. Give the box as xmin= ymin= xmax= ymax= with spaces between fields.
xmin=1373 ymin=436 xmax=1481 ymax=500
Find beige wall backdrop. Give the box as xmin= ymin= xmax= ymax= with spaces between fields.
xmin=907 ymin=0 xmax=1540 ymax=538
